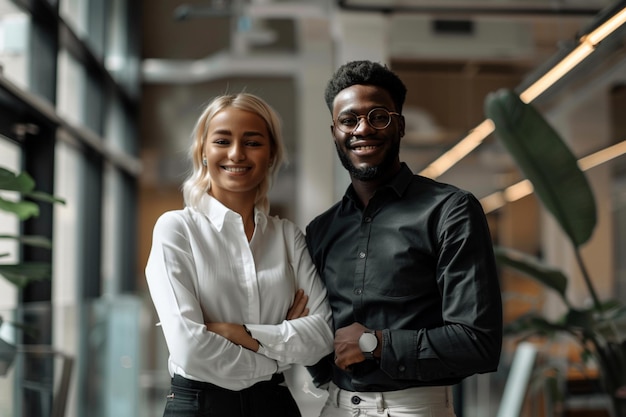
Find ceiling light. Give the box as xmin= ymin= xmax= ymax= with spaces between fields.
xmin=419 ymin=119 xmax=494 ymax=178
xmin=480 ymin=140 xmax=626 ymax=213
xmin=421 ymin=5 xmax=626 ymax=180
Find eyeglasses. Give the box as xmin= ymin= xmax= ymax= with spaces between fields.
xmin=333 ymin=108 xmax=400 ymax=134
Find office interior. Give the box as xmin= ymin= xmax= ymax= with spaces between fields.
xmin=0 ymin=0 xmax=625 ymax=416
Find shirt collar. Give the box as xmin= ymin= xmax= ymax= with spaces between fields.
xmin=385 ymin=162 xmax=413 ymax=197
xmin=343 ymin=162 xmax=414 ymax=206
xmin=195 ymin=193 xmax=267 ymax=233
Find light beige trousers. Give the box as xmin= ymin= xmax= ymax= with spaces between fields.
xmin=319 ymin=382 xmax=457 ymax=417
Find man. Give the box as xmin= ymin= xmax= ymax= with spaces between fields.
xmin=305 ymin=60 xmax=503 ymax=417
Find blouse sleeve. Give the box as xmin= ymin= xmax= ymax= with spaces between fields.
xmin=244 ymin=224 xmax=334 ymax=368
xmin=145 ymin=212 xmax=279 ymax=383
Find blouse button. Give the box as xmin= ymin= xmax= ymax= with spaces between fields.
xmin=354 ymin=288 xmax=363 ymax=295
xmin=364 ymin=217 xmax=372 ymax=223
xmin=358 ymin=251 xmax=366 ymax=259
xmin=398 ymin=365 xmax=406 ymax=372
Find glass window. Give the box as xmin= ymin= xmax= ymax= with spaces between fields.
xmin=106 ymin=0 xmax=139 ymax=96
xmin=86 ymin=0 xmax=106 ymax=59
xmin=102 ymin=165 xmax=124 ymax=295
xmin=59 ymin=0 xmax=88 ymax=39
xmin=1 ymin=1 xmax=141 ymax=415
xmin=0 ymin=137 xmax=20 ymax=320
xmin=84 ymin=71 xmax=105 ymax=133
xmin=0 ymin=1 xmax=30 ymax=90
xmin=52 ymin=140 xmax=81 ymax=307
xmin=106 ymin=0 xmax=126 ymax=79
xmin=56 ymin=48 xmax=86 ymax=127
xmin=105 ymin=91 xmax=136 ymax=154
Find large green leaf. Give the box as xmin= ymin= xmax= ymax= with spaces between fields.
xmin=0 ymin=167 xmax=64 ymax=220
xmin=0 ymin=262 xmax=52 ymax=287
xmin=0 ymin=167 xmax=35 ymax=193
xmin=0 ymin=234 xmax=53 ymax=249
xmin=24 ymin=190 xmax=65 ymax=205
xmin=494 ymin=246 xmax=569 ymax=306
xmin=485 ymin=89 xmax=597 ymax=247
xmin=0 ymin=196 xmax=40 ymax=220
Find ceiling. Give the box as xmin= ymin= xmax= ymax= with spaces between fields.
xmin=336 ymin=0 xmax=611 ymax=13
xmin=140 ymin=0 xmax=624 ymax=202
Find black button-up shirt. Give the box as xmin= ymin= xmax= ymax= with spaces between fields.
xmin=305 ymin=163 xmax=503 ymax=392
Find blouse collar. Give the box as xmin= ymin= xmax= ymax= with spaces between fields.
xmin=195 ymin=193 xmax=268 ymax=234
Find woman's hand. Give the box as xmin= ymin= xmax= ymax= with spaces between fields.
xmin=286 ymin=289 xmax=309 ymax=320
xmin=205 ymin=288 xmax=309 ymax=352
xmin=205 ymin=322 xmax=260 ymax=352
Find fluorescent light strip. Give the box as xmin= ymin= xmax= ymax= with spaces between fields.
xmin=420 ymin=120 xmax=494 ymax=178
xmin=419 ymin=6 xmax=626 ymax=180
xmin=479 ymin=140 xmax=626 ymax=213
xmin=519 ymin=43 xmax=594 ymax=103
xmin=578 ymin=141 xmax=626 ymax=170
xmin=584 ymin=7 xmax=626 ymax=45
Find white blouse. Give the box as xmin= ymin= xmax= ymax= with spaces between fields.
xmin=145 ymin=194 xmax=334 ymax=390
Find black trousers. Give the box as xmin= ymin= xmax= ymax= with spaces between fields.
xmin=163 ymin=374 xmax=302 ymax=417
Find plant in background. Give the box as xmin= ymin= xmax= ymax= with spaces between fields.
xmin=485 ymin=89 xmax=626 ymax=417
xmin=0 ymin=166 xmax=65 ymax=375
xmin=0 ymin=166 xmax=64 ymax=286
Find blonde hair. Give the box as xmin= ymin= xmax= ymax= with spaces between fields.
xmin=182 ymin=93 xmax=287 ymax=213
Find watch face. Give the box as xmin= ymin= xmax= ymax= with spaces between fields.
xmin=359 ymin=332 xmax=378 ymax=352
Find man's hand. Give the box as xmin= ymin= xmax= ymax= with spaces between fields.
xmin=333 ymin=322 xmax=368 ymax=370
xmin=286 ymin=289 xmax=309 ymax=320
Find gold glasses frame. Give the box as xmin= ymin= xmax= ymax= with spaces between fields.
xmin=333 ymin=107 xmax=400 ymax=134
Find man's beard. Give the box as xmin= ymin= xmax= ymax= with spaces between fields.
xmin=335 ymin=140 xmax=400 ymax=181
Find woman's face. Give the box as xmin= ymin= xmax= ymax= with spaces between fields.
xmin=203 ymin=107 xmax=273 ymax=203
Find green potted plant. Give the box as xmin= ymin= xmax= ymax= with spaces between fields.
xmin=0 ymin=166 xmax=65 ymax=376
xmin=485 ymin=89 xmax=626 ymax=416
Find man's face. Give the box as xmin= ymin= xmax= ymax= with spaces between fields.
xmin=330 ymin=84 xmax=405 ymax=181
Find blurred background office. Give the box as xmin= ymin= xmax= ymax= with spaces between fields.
xmin=0 ymin=0 xmax=625 ymax=416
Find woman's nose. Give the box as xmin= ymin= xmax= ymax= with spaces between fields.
xmin=229 ymin=144 xmax=245 ymax=161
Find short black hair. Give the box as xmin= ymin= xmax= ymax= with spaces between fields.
xmin=324 ymin=60 xmax=407 ymax=113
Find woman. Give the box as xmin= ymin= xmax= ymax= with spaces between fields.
xmin=146 ymin=93 xmax=334 ymax=417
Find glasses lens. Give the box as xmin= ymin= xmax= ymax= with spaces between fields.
xmin=368 ymin=108 xmax=391 ymax=129
xmin=336 ymin=113 xmax=358 ymax=132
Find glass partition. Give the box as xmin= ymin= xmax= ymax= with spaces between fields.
xmin=0 ymin=296 xmax=152 ymax=417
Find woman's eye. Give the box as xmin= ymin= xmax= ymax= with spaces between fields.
xmin=213 ymin=139 xmax=229 ymax=145
xmin=246 ymin=141 xmax=262 ymax=147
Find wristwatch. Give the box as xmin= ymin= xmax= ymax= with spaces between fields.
xmin=358 ymin=330 xmax=378 ymax=359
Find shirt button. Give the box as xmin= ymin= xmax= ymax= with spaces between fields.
xmin=398 ymin=365 xmax=406 ymax=372
xmin=354 ymin=288 xmax=362 ymax=295
xmin=358 ymin=251 xmax=366 ymax=258
xmin=351 ymin=396 xmax=361 ymax=405
xmin=364 ymin=217 xmax=372 ymax=223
